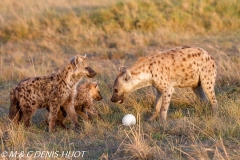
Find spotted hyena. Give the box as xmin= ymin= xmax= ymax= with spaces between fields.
xmin=47 ymin=82 xmax=103 ymax=129
xmin=9 ymin=55 xmax=97 ymax=132
xmin=111 ymin=46 xmax=218 ymax=121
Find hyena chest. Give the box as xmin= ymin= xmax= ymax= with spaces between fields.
xmin=59 ymin=88 xmax=73 ymax=102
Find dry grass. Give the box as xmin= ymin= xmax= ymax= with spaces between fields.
xmin=0 ymin=0 xmax=240 ymax=159
xmin=115 ymin=114 xmax=166 ymax=159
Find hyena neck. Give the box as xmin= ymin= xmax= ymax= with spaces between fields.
xmin=69 ymin=76 xmax=82 ymax=88
xmin=57 ymin=64 xmax=76 ymax=89
xmin=128 ymin=68 xmax=152 ymax=92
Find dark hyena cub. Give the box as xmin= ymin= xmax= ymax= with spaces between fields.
xmin=9 ymin=55 xmax=97 ymax=132
xmin=47 ymin=82 xmax=103 ymax=129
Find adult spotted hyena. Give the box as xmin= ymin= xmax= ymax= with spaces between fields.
xmin=9 ymin=55 xmax=97 ymax=132
xmin=111 ymin=46 xmax=217 ymax=121
xmin=47 ymin=81 xmax=103 ymax=129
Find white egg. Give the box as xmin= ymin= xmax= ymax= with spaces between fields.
xmin=122 ymin=114 xmax=136 ymax=126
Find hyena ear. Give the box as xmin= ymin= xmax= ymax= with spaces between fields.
xmin=91 ymin=81 xmax=98 ymax=88
xmin=124 ymin=69 xmax=132 ymax=81
xmin=70 ymin=55 xmax=84 ymax=66
xmin=119 ymin=66 xmax=127 ymax=73
xmin=119 ymin=66 xmax=131 ymax=81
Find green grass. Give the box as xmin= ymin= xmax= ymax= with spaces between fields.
xmin=1 ymin=0 xmax=240 ymax=159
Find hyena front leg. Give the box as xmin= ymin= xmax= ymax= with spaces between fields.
xmin=83 ymin=106 xmax=103 ymax=121
xmin=62 ymin=101 xmax=80 ymax=130
xmin=148 ymin=89 xmax=162 ymax=121
xmin=159 ymin=86 xmax=174 ymax=121
xmin=76 ymin=109 xmax=89 ymax=121
xmin=55 ymin=107 xmax=68 ymax=129
xmin=48 ymin=105 xmax=60 ymax=132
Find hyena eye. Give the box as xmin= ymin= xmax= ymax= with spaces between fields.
xmin=114 ymin=89 xmax=118 ymax=93
xmin=85 ymin=67 xmax=90 ymax=70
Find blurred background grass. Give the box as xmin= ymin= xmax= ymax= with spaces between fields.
xmin=0 ymin=0 xmax=239 ymax=55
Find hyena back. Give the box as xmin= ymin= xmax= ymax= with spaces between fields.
xmin=111 ymin=46 xmax=217 ymax=121
xmin=9 ymin=55 xmax=97 ymax=132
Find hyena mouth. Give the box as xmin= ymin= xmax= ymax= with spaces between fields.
xmin=117 ymin=93 xmax=124 ymax=104
xmin=118 ymin=100 xmax=123 ymax=103
xmin=111 ymin=93 xmax=124 ymax=103
xmin=98 ymin=96 xmax=103 ymax=101
xmin=94 ymin=95 xmax=103 ymax=101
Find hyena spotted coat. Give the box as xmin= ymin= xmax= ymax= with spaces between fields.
xmin=9 ymin=55 xmax=97 ymax=132
xmin=111 ymin=46 xmax=217 ymax=121
xmin=47 ymin=82 xmax=103 ymax=129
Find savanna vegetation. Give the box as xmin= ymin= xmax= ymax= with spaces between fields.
xmin=0 ymin=0 xmax=240 ymax=159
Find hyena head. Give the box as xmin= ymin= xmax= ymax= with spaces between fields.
xmin=89 ymin=82 xmax=103 ymax=101
xmin=70 ymin=54 xmax=97 ymax=79
xmin=111 ymin=66 xmax=133 ymax=103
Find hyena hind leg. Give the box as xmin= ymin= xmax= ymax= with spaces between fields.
xmin=9 ymin=90 xmax=21 ymax=125
xmin=200 ymin=76 xmax=218 ymax=115
xmin=20 ymin=109 xmax=35 ymax=127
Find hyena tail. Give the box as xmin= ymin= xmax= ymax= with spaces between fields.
xmin=9 ymin=89 xmax=21 ymax=124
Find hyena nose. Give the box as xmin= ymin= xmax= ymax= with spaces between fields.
xmin=87 ymin=67 xmax=97 ymax=78
xmin=95 ymin=95 xmax=103 ymax=101
xmin=99 ymin=95 xmax=103 ymax=100
xmin=91 ymin=70 xmax=97 ymax=77
xmin=110 ymin=97 xmax=117 ymax=103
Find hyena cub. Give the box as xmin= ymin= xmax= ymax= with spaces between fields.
xmin=9 ymin=55 xmax=97 ymax=132
xmin=111 ymin=46 xmax=218 ymax=121
xmin=47 ymin=82 xmax=103 ymax=129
